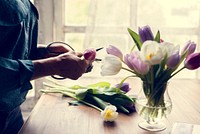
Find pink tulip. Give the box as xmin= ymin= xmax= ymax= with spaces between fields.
xmin=184 ymin=53 xmax=200 ymax=70
xmin=124 ymin=52 xmax=139 ymax=70
xmin=106 ymin=45 xmax=123 ymax=60
xmin=83 ymin=48 xmax=96 ymax=62
xmin=130 ymin=57 xmax=150 ymax=75
xmin=124 ymin=52 xmax=150 ymax=75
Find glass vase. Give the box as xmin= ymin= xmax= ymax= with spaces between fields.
xmin=135 ymin=81 xmax=172 ymax=132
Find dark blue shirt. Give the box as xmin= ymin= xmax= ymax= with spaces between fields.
xmin=0 ymin=0 xmax=39 ymax=111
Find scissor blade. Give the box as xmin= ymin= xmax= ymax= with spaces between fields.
xmin=96 ymin=47 xmax=104 ymax=52
xmin=95 ymin=58 xmax=102 ymax=61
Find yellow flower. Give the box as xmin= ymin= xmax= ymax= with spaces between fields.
xmin=101 ymin=105 xmax=118 ymax=122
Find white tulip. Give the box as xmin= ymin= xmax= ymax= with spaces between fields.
xmin=101 ymin=55 xmax=122 ymax=76
xmin=101 ymin=105 xmax=118 ymax=122
xmin=161 ymin=42 xmax=180 ymax=58
xmin=140 ymin=41 xmax=165 ymax=65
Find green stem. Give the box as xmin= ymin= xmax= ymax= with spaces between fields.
xmin=122 ymin=67 xmax=138 ymax=75
xmin=169 ymin=66 xmax=185 ymax=79
xmin=41 ymin=89 xmax=103 ymax=112
xmin=150 ymin=66 xmax=154 ymax=95
xmin=119 ymin=75 xmax=137 ymax=87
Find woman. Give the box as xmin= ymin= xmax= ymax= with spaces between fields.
xmin=0 ymin=0 xmax=89 ymax=133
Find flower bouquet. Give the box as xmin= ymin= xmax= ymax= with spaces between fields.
xmin=101 ymin=25 xmax=200 ymax=131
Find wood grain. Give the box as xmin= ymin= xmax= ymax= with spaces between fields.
xmin=19 ymin=78 xmax=200 ymax=134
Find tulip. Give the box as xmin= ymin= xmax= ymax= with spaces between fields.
xmin=106 ymin=45 xmax=123 ymax=60
xmin=140 ymin=41 xmax=165 ymax=65
xmin=124 ymin=103 xmax=136 ymax=113
xmin=101 ymin=105 xmax=118 ymax=122
xmin=83 ymin=48 xmax=96 ymax=62
xmin=160 ymin=42 xmax=179 ymax=58
xmin=124 ymin=52 xmax=150 ymax=75
xmin=115 ymin=83 xmax=131 ymax=93
xmin=138 ymin=25 xmax=154 ymax=43
xmin=184 ymin=53 xmax=200 ymax=70
xmin=130 ymin=57 xmax=150 ymax=75
xmin=167 ymin=51 xmax=181 ymax=68
xmin=124 ymin=52 xmax=140 ymax=70
xmin=101 ymin=55 xmax=122 ymax=76
xmin=181 ymin=40 xmax=196 ymax=56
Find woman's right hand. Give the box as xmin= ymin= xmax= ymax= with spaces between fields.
xmin=32 ymin=51 xmax=89 ymax=80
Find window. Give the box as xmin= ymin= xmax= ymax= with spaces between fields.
xmin=63 ymin=0 xmax=200 ymax=78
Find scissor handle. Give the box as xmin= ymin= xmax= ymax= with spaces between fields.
xmin=46 ymin=41 xmax=75 ymax=55
xmin=46 ymin=41 xmax=75 ymax=80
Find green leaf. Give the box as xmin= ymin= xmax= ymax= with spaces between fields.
xmin=127 ymin=28 xmax=142 ymax=50
xmin=154 ymin=30 xmax=160 ymax=43
xmin=69 ymin=85 xmax=86 ymax=90
xmin=117 ymin=105 xmax=130 ymax=114
xmin=90 ymin=95 xmax=107 ymax=110
xmin=87 ymin=82 xmax=111 ymax=89
xmin=75 ymin=89 xmax=89 ymax=99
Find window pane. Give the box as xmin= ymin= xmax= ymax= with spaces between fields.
xmin=65 ymin=33 xmax=85 ymax=51
xmin=92 ymin=0 xmax=130 ymax=27
xmin=137 ymin=0 xmax=200 ymax=28
xmin=65 ymin=0 xmax=90 ymax=25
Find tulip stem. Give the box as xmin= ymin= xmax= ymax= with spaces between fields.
xmin=122 ymin=67 xmax=138 ymax=75
xmin=169 ymin=66 xmax=185 ymax=79
xmin=119 ymin=75 xmax=137 ymax=87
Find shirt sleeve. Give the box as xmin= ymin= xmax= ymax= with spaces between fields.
xmin=0 ymin=57 xmax=34 ymax=91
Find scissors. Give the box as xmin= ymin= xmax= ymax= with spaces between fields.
xmin=46 ymin=41 xmax=103 ymax=80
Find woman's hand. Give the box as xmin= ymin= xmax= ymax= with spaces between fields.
xmin=51 ymin=51 xmax=88 ymax=80
xmin=36 ymin=44 xmax=71 ymax=59
xmin=32 ymin=51 xmax=89 ymax=80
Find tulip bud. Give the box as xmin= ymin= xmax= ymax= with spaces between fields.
xmin=106 ymin=45 xmax=123 ymax=60
xmin=138 ymin=25 xmax=154 ymax=43
xmin=83 ymin=48 xmax=96 ymax=62
xmin=115 ymin=83 xmax=131 ymax=93
xmin=160 ymin=39 xmax=164 ymax=43
xmin=181 ymin=40 xmax=196 ymax=56
xmin=184 ymin=53 xmax=200 ymax=70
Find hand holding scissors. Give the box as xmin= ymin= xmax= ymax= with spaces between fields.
xmin=46 ymin=41 xmax=103 ymax=80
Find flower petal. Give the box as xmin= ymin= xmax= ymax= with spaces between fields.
xmin=138 ymin=25 xmax=154 ymax=43
xmin=101 ymin=105 xmax=118 ymax=122
xmin=101 ymin=55 xmax=122 ymax=76
xmin=184 ymin=53 xmax=200 ymax=70
xmin=106 ymin=45 xmax=123 ymax=60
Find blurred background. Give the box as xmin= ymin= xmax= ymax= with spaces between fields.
xmin=22 ymin=0 xmax=200 ymax=119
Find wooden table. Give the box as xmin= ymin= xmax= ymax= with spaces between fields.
xmin=19 ymin=78 xmax=200 ymax=134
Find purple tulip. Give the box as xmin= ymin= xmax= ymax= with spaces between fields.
xmin=184 ymin=53 xmax=200 ymax=70
xmin=181 ymin=40 xmax=196 ymax=56
xmin=106 ymin=45 xmax=123 ymax=60
xmin=115 ymin=83 xmax=131 ymax=93
xmin=124 ymin=53 xmax=137 ymax=70
xmin=124 ymin=103 xmax=136 ymax=113
xmin=167 ymin=52 xmax=181 ymax=68
xmin=138 ymin=25 xmax=154 ymax=43
xmin=124 ymin=52 xmax=150 ymax=75
xmin=130 ymin=57 xmax=150 ymax=75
